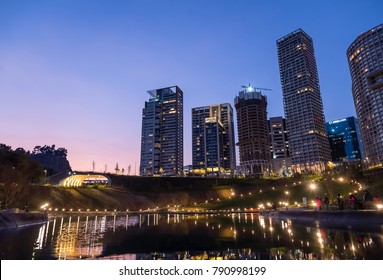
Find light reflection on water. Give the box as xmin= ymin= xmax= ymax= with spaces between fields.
xmin=0 ymin=213 xmax=382 ymax=260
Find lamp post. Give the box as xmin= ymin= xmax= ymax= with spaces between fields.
xmin=284 ymin=191 xmax=289 ymax=210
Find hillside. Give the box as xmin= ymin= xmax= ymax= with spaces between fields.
xmin=8 ymin=172 xmax=382 ymax=212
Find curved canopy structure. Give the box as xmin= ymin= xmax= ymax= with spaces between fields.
xmin=59 ymin=174 xmax=111 ymax=187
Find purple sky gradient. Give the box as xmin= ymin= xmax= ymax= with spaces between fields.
xmin=1 ymin=0 xmax=382 ymax=172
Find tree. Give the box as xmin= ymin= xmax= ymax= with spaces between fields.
xmin=0 ymin=143 xmax=12 ymax=151
xmin=32 ymin=145 xmax=68 ymax=158
xmin=15 ymin=147 xmax=28 ymax=154
xmin=55 ymin=147 xmax=68 ymax=158
xmin=0 ymin=149 xmax=44 ymax=209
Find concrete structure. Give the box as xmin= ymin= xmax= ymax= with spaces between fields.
xmin=235 ymin=86 xmax=271 ymax=177
xmin=277 ymin=29 xmax=331 ymax=173
xmin=191 ymin=103 xmax=236 ymax=175
xmin=347 ymin=24 xmax=383 ymax=169
xmin=140 ymin=86 xmax=183 ymax=176
xmin=326 ymin=117 xmax=365 ymax=163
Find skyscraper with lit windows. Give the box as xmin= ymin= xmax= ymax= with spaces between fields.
xmin=347 ymin=23 xmax=383 ymax=168
xmin=140 ymin=86 xmax=183 ymax=176
xmin=277 ymin=29 xmax=331 ymax=173
xmin=235 ymin=86 xmax=271 ymax=177
xmin=192 ymin=103 xmax=236 ymax=175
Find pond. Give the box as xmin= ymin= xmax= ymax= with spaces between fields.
xmin=1 ymin=213 xmax=382 ymax=260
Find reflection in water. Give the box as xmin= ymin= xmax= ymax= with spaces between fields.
xmin=0 ymin=213 xmax=382 ymax=260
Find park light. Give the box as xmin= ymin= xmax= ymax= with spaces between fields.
xmin=285 ymin=191 xmax=289 ymax=195
xmin=40 ymin=203 xmax=49 ymax=210
xmin=339 ymin=177 xmax=344 ymax=182
xmin=310 ymin=183 xmax=316 ymax=190
xmin=377 ymin=204 xmax=383 ymax=210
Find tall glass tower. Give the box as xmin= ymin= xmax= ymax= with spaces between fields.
xmin=191 ymin=103 xmax=236 ymax=175
xmin=347 ymin=24 xmax=383 ymax=168
xmin=326 ymin=117 xmax=365 ymax=163
xmin=140 ymin=86 xmax=183 ymax=176
xmin=277 ymin=29 xmax=331 ymax=173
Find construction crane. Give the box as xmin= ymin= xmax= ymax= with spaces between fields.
xmin=241 ymin=84 xmax=272 ymax=92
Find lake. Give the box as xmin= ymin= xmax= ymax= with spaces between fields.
xmin=1 ymin=212 xmax=382 ymax=260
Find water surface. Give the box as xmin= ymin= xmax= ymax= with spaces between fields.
xmin=1 ymin=213 xmax=382 ymax=260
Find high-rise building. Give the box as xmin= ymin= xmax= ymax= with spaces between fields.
xmin=191 ymin=103 xmax=236 ymax=175
xmin=140 ymin=86 xmax=183 ymax=176
xmin=347 ymin=24 xmax=383 ymax=168
xmin=268 ymin=116 xmax=289 ymax=159
xmin=277 ymin=29 xmax=331 ymax=173
xmin=326 ymin=117 xmax=365 ymax=163
xmin=235 ymin=86 xmax=271 ymax=177
xmin=268 ymin=116 xmax=291 ymax=177
xmin=268 ymin=116 xmax=292 ymax=176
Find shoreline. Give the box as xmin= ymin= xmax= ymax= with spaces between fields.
xmin=0 ymin=209 xmax=48 ymax=230
xmin=263 ymin=208 xmax=383 ymax=231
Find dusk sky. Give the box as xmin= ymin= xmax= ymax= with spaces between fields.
xmin=1 ymin=0 xmax=382 ymax=173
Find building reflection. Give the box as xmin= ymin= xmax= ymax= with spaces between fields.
xmin=22 ymin=212 xmax=383 ymax=260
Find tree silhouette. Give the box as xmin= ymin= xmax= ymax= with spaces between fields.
xmin=0 ymin=149 xmax=44 ymax=209
xmin=32 ymin=145 xmax=68 ymax=157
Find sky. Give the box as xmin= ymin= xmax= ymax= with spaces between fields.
xmin=1 ymin=0 xmax=382 ymax=173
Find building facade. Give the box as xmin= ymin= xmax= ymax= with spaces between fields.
xmin=268 ymin=116 xmax=291 ymax=176
xmin=268 ymin=116 xmax=289 ymax=159
xmin=347 ymin=24 xmax=383 ymax=168
xmin=235 ymin=86 xmax=271 ymax=177
xmin=326 ymin=117 xmax=365 ymax=163
xmin=277 ymin=29 xmax=331 ymax=173
xmin=191 ymin=103 xmax=236 ymax=175
xmin=140 ymin=86 xmax=183 ymax=176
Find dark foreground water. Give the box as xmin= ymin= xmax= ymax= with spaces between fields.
xmin=1 ymin=213 xmax=382 ymax=260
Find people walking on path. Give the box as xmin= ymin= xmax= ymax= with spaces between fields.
xmin=349 ymin=194 xmax=357 ymax=210
xmin=336 ymin=194 xmax=344 ymax=210
xmin=323 ymin=194 xmax=330 ymax=210
xmin=363 ymin=190 xmax=374 ymax=209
